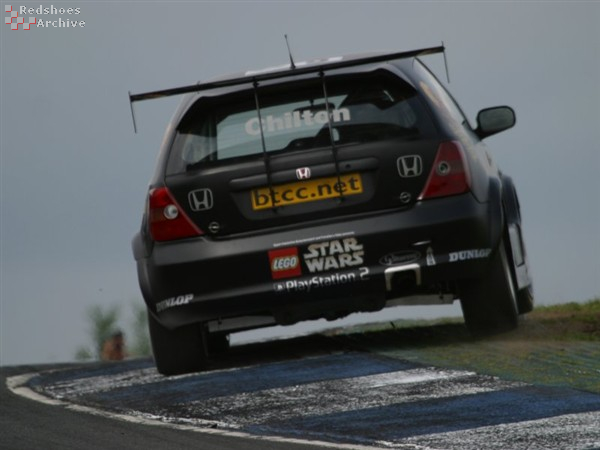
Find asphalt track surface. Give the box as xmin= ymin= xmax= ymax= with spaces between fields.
xmin=3 ymin=335 xmax=600 ymax=450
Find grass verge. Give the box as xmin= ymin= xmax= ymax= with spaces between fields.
xmin=331 ymin=299 xmax=600 ymax=393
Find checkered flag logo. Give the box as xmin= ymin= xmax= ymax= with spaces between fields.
xmin=5 ymin=5 xmax=37 ymax=30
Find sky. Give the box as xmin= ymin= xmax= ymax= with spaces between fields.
xmin=1 ymin=1 xmax=599 ymax=366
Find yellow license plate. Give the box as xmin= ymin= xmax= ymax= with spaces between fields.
xmin=251 ymin=173 xmax=363 ymax=210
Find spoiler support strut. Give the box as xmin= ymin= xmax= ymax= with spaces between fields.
xmin=128 ymin=91 xmax=138 ymax=134
xmin=319 ymin=70 xmax=344 ymax=202
xmin=252 ymin=80 xmax=278 ymax=212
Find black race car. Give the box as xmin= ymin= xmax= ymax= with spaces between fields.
xmin=131 ymin=46 xmax=533 ymax=375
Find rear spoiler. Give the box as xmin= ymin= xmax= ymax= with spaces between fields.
xmin=128 ymin=44 xmax=447 ymax=133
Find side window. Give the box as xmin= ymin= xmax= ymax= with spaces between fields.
xmin=415 ymin=60 xmax=471 ymax=129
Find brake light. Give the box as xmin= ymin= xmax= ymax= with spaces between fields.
xmin=148 ymin=187 xmax=203 ymax=241
xmin=418 ymin=141 xmax=471 ymax=200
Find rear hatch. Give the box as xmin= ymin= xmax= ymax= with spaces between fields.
xmin=164 ymin=70 xmax=441 ymax=236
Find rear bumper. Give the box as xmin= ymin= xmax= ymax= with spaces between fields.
xmin=133 ymin=192 xmax=502 ymax=330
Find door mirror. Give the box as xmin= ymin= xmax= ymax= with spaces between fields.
xmin=476 ymin=106 xmax=516 ymax=139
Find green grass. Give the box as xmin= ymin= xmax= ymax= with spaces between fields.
xmin=334 ymin=299 xmax=600 ymax=393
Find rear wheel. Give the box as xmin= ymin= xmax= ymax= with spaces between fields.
xmin=506 ymin=225 xmax=534 ymax=315
xmin=147 ymin=312 xmax=208 ymax=376
xmin=208 ymin=332 xmax=230 ymax=354
xmin=502 ymin=181 xmax=534 ymax=315
xmin=516 ymin=285 xmax=534 ymax=314
xmin=460 ymin=238 xmax=519 ymax=335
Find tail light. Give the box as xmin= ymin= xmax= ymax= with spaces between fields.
xmin=148 ymin=187 xmax=203 ymax=241
xmin=418 ymin=141 xmax=471 ymax=200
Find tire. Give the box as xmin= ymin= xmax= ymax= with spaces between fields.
xmin=501 ymin=179 xmax=534 ymax=315
xmin=506 ymin=226 xmax=535 ymax=315
xmin=460 ymin=238 xmax=519 ymax=335
xmin=208 ymin=332 xmax=230 ymax=354
xmin=147 ymin=312 xmax=208 ymax=376
xmin=505 ymin=227 xmax=534 ymax=315
xmin=516 ymin=284 xmax=534 ymax=315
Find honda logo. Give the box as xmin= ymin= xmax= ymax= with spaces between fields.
xmin=397 ymin=155 xmax=423 ymax=178
xmin=188 ymin=189 xmax=213 ymax=211
xmin=296 ymin=167 xmax=311 ymax=180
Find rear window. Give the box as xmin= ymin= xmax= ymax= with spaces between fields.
xmin=167 ymin=72 xmax=435 ymax=174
